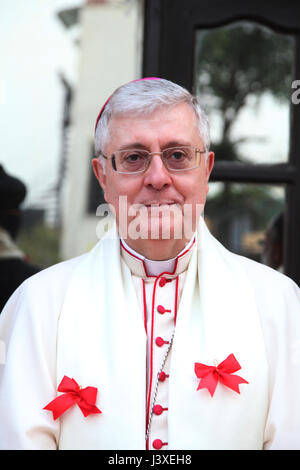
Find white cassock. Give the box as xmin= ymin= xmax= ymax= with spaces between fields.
xmin=0 ymin=217 xmax=300 ymax=450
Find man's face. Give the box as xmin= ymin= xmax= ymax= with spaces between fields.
xmin=93 ymin=103 xmax=214 ymax=254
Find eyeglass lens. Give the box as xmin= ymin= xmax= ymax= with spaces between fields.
xmin=112 ymin=147 xmax=199 ymax=173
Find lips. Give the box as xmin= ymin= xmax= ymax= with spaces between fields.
xmin=142 ymin=203 xmax=184 ymax=219
xmin=143 ymin=202 xmax=179 ymax=207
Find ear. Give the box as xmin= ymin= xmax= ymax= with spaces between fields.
xmin=92 ymin=158 xmax=106 ymax=192
xmin=205 ymin=151 xmax=215 ymax=181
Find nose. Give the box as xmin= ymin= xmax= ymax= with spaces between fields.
xmin=143 ymin=154 xmax=172 ymax=190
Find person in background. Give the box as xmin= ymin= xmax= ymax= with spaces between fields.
xmin=0 ymin=165 xmax=40 ymax=312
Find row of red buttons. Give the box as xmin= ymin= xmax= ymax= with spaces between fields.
xmin=152 ymin=277 xmax=173 ymax=450
xmin=154 ymin=374 xmax=169 ymax=449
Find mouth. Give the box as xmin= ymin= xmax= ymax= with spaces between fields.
xmin=141 ymin=202 xmax=183 ymax=218
xmin=143 ymin=202 xmax=179 ymax=207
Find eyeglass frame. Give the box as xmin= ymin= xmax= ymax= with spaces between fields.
xmin=97 ymin=146 xmax=207 ymax=175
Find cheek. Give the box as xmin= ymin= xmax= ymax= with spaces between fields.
xmin=176 ymin=176 xmax=208 ymax=204
xmin=103 ymin=177 xmax=140 ymax=211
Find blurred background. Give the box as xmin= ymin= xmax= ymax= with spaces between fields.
xmin=1 ymin=0 xmax=299 ymax=287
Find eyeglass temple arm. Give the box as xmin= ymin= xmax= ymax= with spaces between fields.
xmin=97 ymin=153 xmax=118 ymax=171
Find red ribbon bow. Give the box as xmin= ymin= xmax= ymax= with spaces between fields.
xmin=194 ymin=354 xmax=249 ymax=397
xmin=44 ymin=376 xmax=102 ymax=420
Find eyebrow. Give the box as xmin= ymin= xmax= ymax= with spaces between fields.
xmin=163 ymin=140 xmax=192 ymax=148
xmin=118 ymin=143 xmax=148 ymax=151
xmin=117 ymin=140 xmax=192 ymax=151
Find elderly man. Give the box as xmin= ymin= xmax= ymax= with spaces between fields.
xmin=0 ymin=78 xmax=300 ymax=451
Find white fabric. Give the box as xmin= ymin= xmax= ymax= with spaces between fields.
xmin=0 ymin=218 xmax=300 ymax=450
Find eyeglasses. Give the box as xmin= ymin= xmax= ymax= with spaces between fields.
xmin=99 ymin=146 xmax=206 ymax=174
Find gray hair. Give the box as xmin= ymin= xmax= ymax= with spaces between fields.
xmin=94 ymin=78 xmax=210 ymax=162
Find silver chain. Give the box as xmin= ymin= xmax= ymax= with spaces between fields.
xmin=145 ymin=329 xmax=175 ymax=442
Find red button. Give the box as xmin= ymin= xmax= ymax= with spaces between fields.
xmin=159 ymin=277 xmax=172 ymax=287
xmin=158 ymin=371 xmax=169 ymax=382
xmin=152 ymin=439 xmax=168 ymax=450
xmin=157 ymin=305 xmax=166 ymax=314
xmin=153 ymin=404 xmax=168 ymax=415
xmin=155 ymin=337 xmax=168 ymax=347
xmin=157 ymin=305 xmax=171 ymax=314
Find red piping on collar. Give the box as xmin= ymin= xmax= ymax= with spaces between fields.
xmin=120 ymin=237 xmax=195 ymax=278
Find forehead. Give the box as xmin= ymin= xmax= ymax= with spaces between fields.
xmin=106 ymin=103 xmax=201 ymax=150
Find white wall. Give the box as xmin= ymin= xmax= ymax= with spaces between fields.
xmin=0 ymin=0 xmax=82 ymax=216
xmin=61 ymin=0 xmax=143 ymax=259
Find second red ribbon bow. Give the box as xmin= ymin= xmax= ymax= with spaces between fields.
xmin=44 ymin=376 xmax=102 ymax=420
xmin=194 ymin=353 xmax=249 ymax=397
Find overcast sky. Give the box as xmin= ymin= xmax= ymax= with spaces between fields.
xmin=0 ymin=0 xmax=83 ymax=211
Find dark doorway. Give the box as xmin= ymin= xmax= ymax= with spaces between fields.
xmin=143 ymin=0 xmax=300 ymax=285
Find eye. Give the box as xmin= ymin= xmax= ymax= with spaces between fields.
xmin=165 ymin=148 xmax=189 ymax=162
xmin=125 ymin=152 xmax=142 ymax=163
xmin=164 ymin=147 xmax=193 ymax=170
xmin=170 ymin=150 xmax=186 ymax=160
xmin=117 ymin=150 xmax=148 ymax=172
